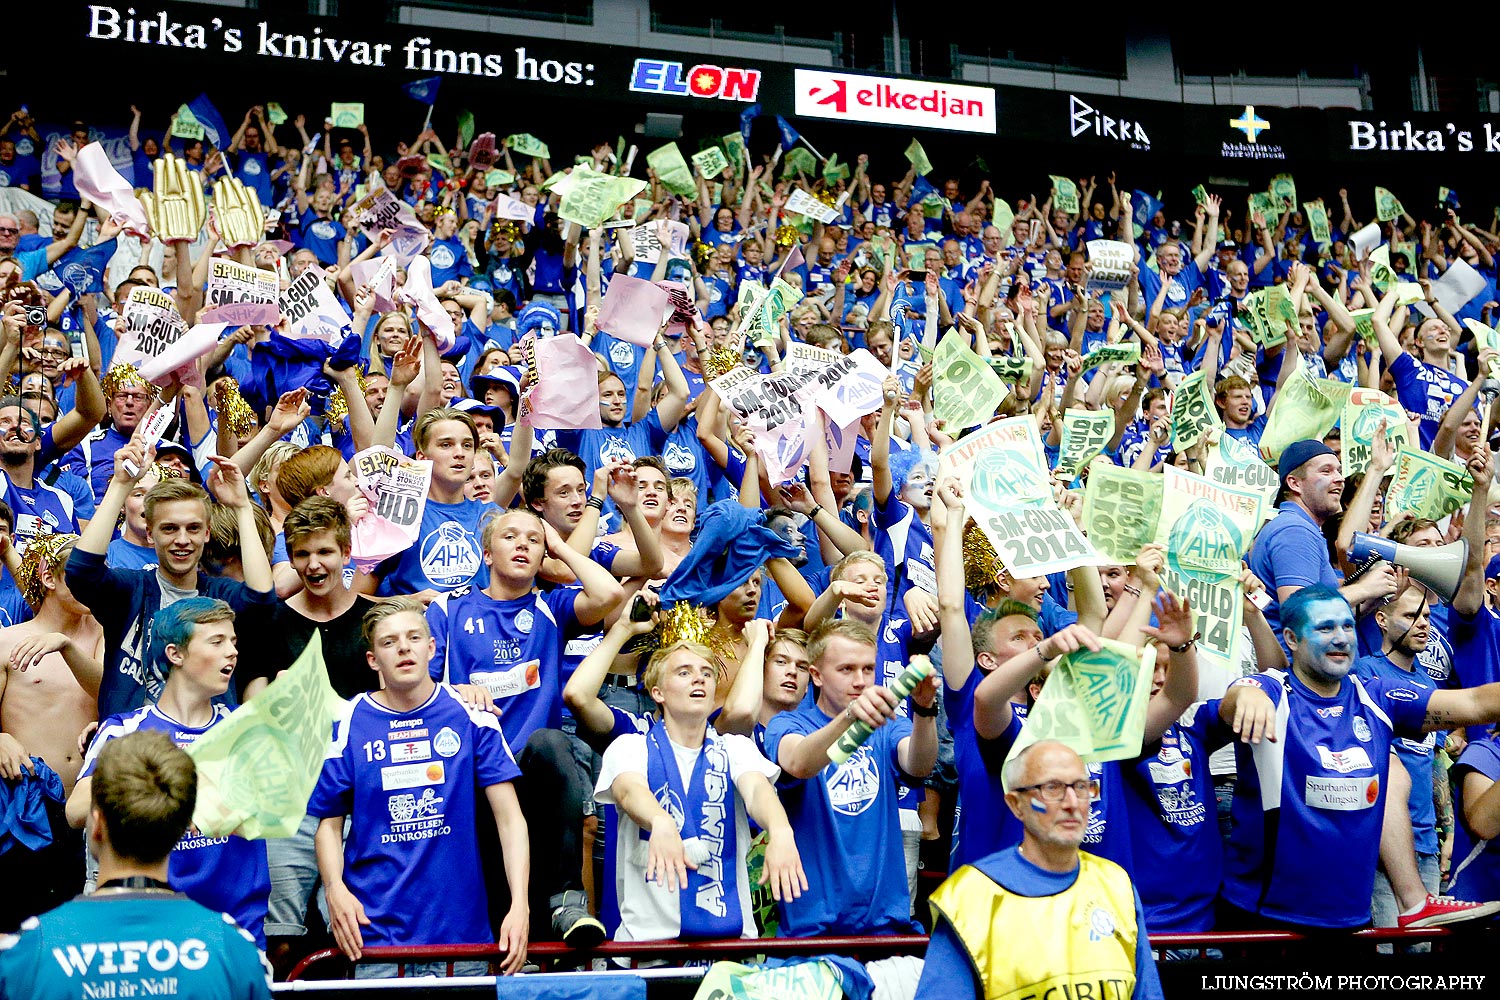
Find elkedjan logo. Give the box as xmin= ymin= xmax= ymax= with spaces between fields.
xmin=1230 ymin=106 xmax=1270 ymax=143
xmin=812 ymin=78 xmax=848 ymax=112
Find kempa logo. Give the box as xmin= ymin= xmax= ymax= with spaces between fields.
xmin=1069 ymin=95 xmax=1149 ymax=147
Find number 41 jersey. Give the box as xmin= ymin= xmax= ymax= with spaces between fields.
xmin=307 ymin=684 xmax=521 ymax=947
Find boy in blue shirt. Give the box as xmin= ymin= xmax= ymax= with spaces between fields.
xmin=310 ymin=598 xmax=530 ymax=977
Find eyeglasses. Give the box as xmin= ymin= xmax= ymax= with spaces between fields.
xmin=0 ymin=227 xmax=18 ymax=235
xmin=37 ymin=348 xmax=71 ymax=360
xmin=1014 ymin=779 xmax=1100 ymax=803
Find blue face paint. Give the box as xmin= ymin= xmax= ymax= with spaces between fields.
xmin=1297 ymin=598 xmax=1357 ymax=681
xmin=1030 ymin=798 xmax=1049 ymax=814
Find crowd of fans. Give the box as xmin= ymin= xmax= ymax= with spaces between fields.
xmin=3 ymin=93 xmax=1500 ymax=993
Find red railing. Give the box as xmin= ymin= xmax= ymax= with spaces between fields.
xmin=284 ymin=928 xmax=1459 ymax=981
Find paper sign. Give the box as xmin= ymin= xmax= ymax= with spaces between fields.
xmin=506 ymin=134 xmax=550 ymax=159
xmin=1386 ymin=446 xmax=1474 ymax=521
xmin=117 ymin=286 xmax=189 ymax=371
xmin=491 ymin=192 xmax=535 ymax=222
xmin=351 ymin=189 xmax=422 ymax=244
xmin=904 ymin=139 xmax=933 ymax=176
xmin=1465 ymin=319 xmax=1500 ymax=383
xmin=1270 ymin=174 xmax=1297 ymax=210
xmin=1258 ymin=369 xmax=1351 ymax=463
xmin=1304 ymin=200 xmax=1331 ymax=245
xmin=1050 ymin=176 xmax=1080 ymax=214
xmin=186 ymin=632 xmax=343 ymax=839
xmin=1080 ymin=341 xmax=1140 ymax=373
xmin=330 ymin=103 xmax=364 ymax=128
xmin=722 ymin=132 xmax=746 ymax=168
xmin=781 ymin=148 xmax=817 ymax=177
xmin=395 ymin=256 xmax=455 ymax=351
xmin=266 ymin=103 xmax=288 ymax=125
xmin=939 ymin=417 xmax=1099 ymax=578
xmin=557 ymin=165 xmax=648 ymax=230
xmin=647 ymin=143 xmax=697 ymax=198
xmin=1054 ymin=408 xmax=1114 ymax=482
xmin=1350 ymin=222 xmax=1382 ymax=259
xmin=171 ymin=105 xmax=204 ymax=141
xmin=1080 ymin=465 xmax=1164 ymax=565
xmin=597 ymin=273 xmax=670 ymax=347
xmin=1192 ymin=184 xmax=1209 ymax=206
xmin=1375 ymin=187 xmax=1404 ymax=223
xmin=630 ymin=221 xmax=690 ymax=264
xmin=1086 ymin=240 xmax=1134 ymax=293
xmin=348 ymin=255 xmax=398 ymax=313
xmin=527 ymin=334 xmax=604 ymax=430
xmin=1169 ymin=369 xmax=1221 ymax=451
xmin=278 ymin=265 xmax=351 ymax=344
xmin=988 ymin=354 xmax=1034 ymax=385
xmin=350 ymin=446 xmax=434 ymax=572
xmin=1340 ymin=388 xmax=1408 ymax=478
xmin=785 ymin=188 xmax=839 ymax=225
xmin=932 ymin=330 xmax=1009 ymax=430
xmin=691 ymin=146 xmax=729 ymax=180
xmin=201 ymin=259 xmax=280 ymax=326
xmin=73 ymin=142 xmax=150 ymax=237
xmin=138 ymin=322 xmax=227 ymax=387
xmin=1431 ymin=259 xmax=1488 ymax=316
xmin=1009 ymin=638 xmax=1156 ymax=764
xmin=1201 ymin=431 xmax=1279 ymax=515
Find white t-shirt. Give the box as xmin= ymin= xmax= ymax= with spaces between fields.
xmin=596 ymin=731 xmax=779 ymax=941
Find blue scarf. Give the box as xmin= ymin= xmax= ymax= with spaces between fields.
xmin=644 ymin=722 xmax=741 ymax=938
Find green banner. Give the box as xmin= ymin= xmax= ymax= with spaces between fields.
xmin=330 ymin=102 xmax=364 ymax=128
xmin=1080 ymin=340 xmax=1141 ymax=373
xmin=506 ymin=133 xmax=550 ymax=158
xmin=1201 ymin=431 xmax=1279 ymax=514
xmin=691 ymin=145 xmax=729 ymax=180
xmin=992 ymin=198 xmax=1014 ymax=237
xmin=1082 ymin=465 xmax=1163 ymax=566
xmin=1241 ymin=284 xmax=1297 ymax=348
xmin=1375 ymin=186 xmax=1405 ymax=222
xmin=1258 ymin=370 xmax=1351 ymax=464
xmin=939 ymin=417 xmax=1100 ymax=579
xmin=1386 ymin=446 xmax=1474 ymax=521
xmin=905 ymin=138 xmax=933 ymax=176
xmin=1304 ymin=199 xmax=1331 ymax=244
xmin=1248 ymin=191 xmax=1279 ymax=220
xmin=1055 ymin=408 xmax=1115 ymax=483
xmin=1270 ymin=174 xmax=1297 ymax=212
xmin=987 ymin=355 xmax=1035 ymax=384
xmin=781 ymin=147 xmax=817 ymax=177
xmin=1349 ymin=308 xmax=1377 ymax=345
xmin=1050 ymin=175 xmax=1080 ymax=214
xmin=557 ymin=166 xmax=648 ymax=230
xmin=1169 ymin=369 xmax=1221 ymax=451
xmin=1009 ymin=638 xmax=1156 ymax=764
xmin=1340 ymin=388 xmax=1409 ymax=478
xmin=185 ymin=633 xmax=342 ymax=839
xmin=722 ymin=132 xmax=746 ymax=169
xmin=934 ymin=330 xmax=1010 ymax=430
xmin=647 ymin=143 xmax=697 ymax=198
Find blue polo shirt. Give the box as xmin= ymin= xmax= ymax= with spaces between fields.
xmin=1247 ymin=502 xmax=1341 ymax=646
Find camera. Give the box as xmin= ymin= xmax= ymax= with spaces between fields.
xmin=22 ymin=305 xmax=46 ymax=330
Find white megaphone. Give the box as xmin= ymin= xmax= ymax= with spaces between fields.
xmin=1348 ymin=532 xmax=1468 ymax=604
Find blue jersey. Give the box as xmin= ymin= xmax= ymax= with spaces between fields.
xmin=0 ymin=893 xmax=271 ymax=1000
xmin=764 ymin=704 xmax=919 ymax=936
xmin=296 ymin=210 xmax=346 ymax=266
xmin=105 ymin=537 xmax=157 ymax=571
xmin=872 ymin=494 xmax=936 ymax=615
xmin=427 ymin=586 xmax=582 ymax=750
xmin=0 ymin=469 xmax=78 ymax=552
xmin=307 ymin=685 xmax=521 ymax=947
xmin=949 ymin=672 xmax=1024 ymax=869
xmin=376 ymin=497 xmax=498 ymax=596
xmin=232 ymin=151 xmax=277 ymax=206
xmin=81 ymin=705 xmax=271 ymax=947
xmin=1224 ymin=669 xmax=1433 ymax=928
xmin=1449 ymin=606 xmax=1500 ymax=741
xmin=1448 ymin=735 xmax=1500 ymax=903
xmin=1123 ymin=704 xmax=1225 ymax=932
xmin=427 ymin=238 xmax=473 ymax=287
xmin=1354 ymin=654 xmax=1438 ymax=855
xmin=1386 ymin=352 xmax=1469 ymax=449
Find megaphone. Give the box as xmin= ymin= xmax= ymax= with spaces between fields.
xmin=1348 ymin=532 xmax=1468 ymax=604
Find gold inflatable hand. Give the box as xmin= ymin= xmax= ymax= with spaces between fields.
xmin=212 ymin=174 xmax=266 ymax=249
xmin=138 ymin=153 xmax=207 ymax=243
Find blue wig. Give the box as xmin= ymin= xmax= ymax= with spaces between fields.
xmin=150 ymin=597 xmax=234 ymax=677
xmin=1279 ymin=584 xmax=1347 ymax=639
xmin=888 ymin=447 xmax=937 ymax=492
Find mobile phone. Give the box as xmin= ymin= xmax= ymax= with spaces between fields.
xmin=905 ymin=268 xmax=926 ymax=281
xmin=629 ymin=593 xmax=654 ymax=622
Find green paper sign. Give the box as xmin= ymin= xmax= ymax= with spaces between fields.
xmin=330 ymin=102 xmax=364 ymax=128
xmin=1051 ymin=175 xmax=1080 ymax=214
xmin=1375 ymin=186 xmax=1404 ymax=223
xmin=506 ymin=133 xmax=550 ymax=158
xmin=905 ymin=139 xmax=933 ymax=176
xmin=265 ymin=102 xmax=287 ymax=125
xmin=1169 ymin=369 xmax=1222 ymax=451
xmin=1055 ymin=408 xmax=1114 ymax=482
xmin=1386 ymin=446 xmax=1474 ymax=521
xmin=691 ymin=145 xmax=729 ymax=180
xmin=647 ymin=142 xmax=697 ymax=198
xmin=933 ymin=329 xmax=1010 ymax=429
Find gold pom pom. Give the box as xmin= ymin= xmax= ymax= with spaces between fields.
xmin=693 ymin=242 xmax=717 ymax=267
xmin=702 ymin=346 xmax=741 ymax=381
xmin=627 ymin=600 xmax=714 ymax=656
xmin=328 ymin=388 xmax=349 ymax=424
xmin=775 ymin=225 xmax=799 ymax=248
xmin=814 ymin=188 xmax=838 ymax=208
xmin=100 ymin=363 xmax=152 ymax=401
xmin=213 ymin=377 xmax=258 ymax=439
xmin=963 ymin=518 xmax=1005 ymax=595
xmin=17 ymin=532 xmax=79 ymax=610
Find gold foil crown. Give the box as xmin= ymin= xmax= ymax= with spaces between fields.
xmin=101 ymin=363 xmax=151 ymax=400
xmin=18 ymin=532 xmax=79 ymax=609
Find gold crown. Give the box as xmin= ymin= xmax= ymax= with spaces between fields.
xmin=101 ymin=363 xmax=151 ymax=400
xmin=17 ymin=532 xmax=79 ymax=610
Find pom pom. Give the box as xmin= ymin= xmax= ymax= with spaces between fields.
xmin=702 ymin=346 xmax=741 ymax=382
xmin=963 ymin=518 xmax=1005 ymax=595
xmin=213 ymin=377 xmax=258 ymax=439
xmin=775 ymin=225 xmax=799 ymax=248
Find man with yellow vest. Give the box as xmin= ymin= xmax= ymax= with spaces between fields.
xmin=916 ymin=740 xmax=1162 ymax=1000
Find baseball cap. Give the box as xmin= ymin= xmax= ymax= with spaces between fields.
xmin=1487 ymin=554 xmax=1500 ymax=581
xmin=1277 ymin=439 xmax=1337 ymax=489
xmin=470 ymin=365 xmax=522 ymax=401
xmin=452 ymin=397 xmax=507 ymax=432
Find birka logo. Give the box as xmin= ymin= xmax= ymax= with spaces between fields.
xmin=1069 ymin=95 xmax=1150 ymax=148
xmin=794 ymin=68 xmax=996 ymax=134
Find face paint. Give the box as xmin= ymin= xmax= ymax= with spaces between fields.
xmin=1030 ymin=798 xmax=1049 ymax=813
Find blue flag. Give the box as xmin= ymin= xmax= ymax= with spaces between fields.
xmin=910 ymin=175 xmax=936 ymax=202
xmin=739 ymin=103 xmax=760 ymax=150
xmin=774 ymin=115 xmax=801 ymax=152
xmin=402 ymin=77 xmax=441 ymax=106
xmin=1132 ymin=189 xmax=1163 ymax=239
xmin=52 ymin=237 xmax=118 ymax=297
xmin=185 ymin=93 xmax=230 ymax=150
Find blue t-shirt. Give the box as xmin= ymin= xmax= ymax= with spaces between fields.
xmin=948 ymin=671 xmax=1024 ymax=869
xmin=1354 ymin=654 xmax=1438 ymax=855
xmin=106 ymin=537 xmax=157 ymax=571
xmin=0 ymin=894 xmax=271 ymax=1000
xmin=1123 ymin=703 xmax=1225 ymax=932
xmin=307 ymin=684 xmax=521 ymax=948
xmin=1446 ymin=606 xmax=1500 ymax=741
xmin=376 ymin=497 xmax=498 ymax=596
xmin=0 ymin=152 xmax=40 ymax=189
xmin=81 ymin=705 xmax=271 ymax=947
xmin=0 ymin=469 xmax=78 ymax=552
xmin=1448 ymin=735 xmax=1500 ymax=903
xmin=764 ymin=703 xmax=919 ymax=936
xmin=296 ymin=209 xmax=346 ymax=266
xmin=1246 ymin=503 xmax=1341 ymax=645
xmin=1138 ymin=261 xmax=1206 ymax=310
xmin=1223 ymin=668 xmax=1433 ymax=928
xmin=427 ymin=237 xmax=473 ymax=287
xmin=427 ymin=586 xmax=582 ymax=750
xmin=1386 ymin=351 xmax=1469 ymax=449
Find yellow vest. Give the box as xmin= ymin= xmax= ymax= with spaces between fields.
xmin=927 ymin=851 xmax=1140 ymax=1000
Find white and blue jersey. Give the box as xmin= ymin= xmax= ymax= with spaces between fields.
xmin=0 ymin=469 xmax=77 ymax=552
xmin=307 ymin=684 xmax=521 ymax=948
xmin=1223 ymin=668 xmax=1434 ymax=928
xmin=426 ymin=586 xmax=582 ymax=751
xmin=81 ymin=704 xmax=271 ymax=947
xmin=872 ymin=494 xmax=936 ymax=615
xmin=376 ymin=497 xmax=498 ymax=597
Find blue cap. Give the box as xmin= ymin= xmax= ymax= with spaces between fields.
xmin=1277 ymin=439 xmax=1337 ymax=487
xmin=471 ymin=365 xmax=522 ymax=401
xmin=1487 ymin=554 xmax=1500 ymax=580
xmin=517 ymin=302 xmax=562 ymax=339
